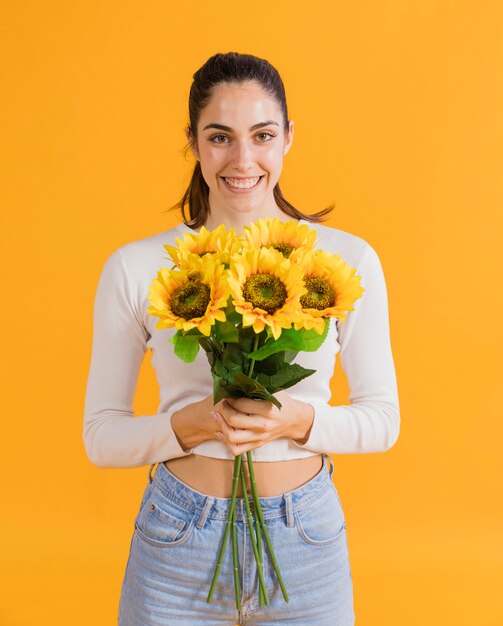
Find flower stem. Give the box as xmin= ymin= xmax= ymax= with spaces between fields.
xmin=247 ymin=450 xmax=289 ymax=603
xmin=244 ymin=332 xmax=288 ymax=603
xmin=231 ymin=496 xmax=241 ymax=610
xmin=247 ymin=334 xmax=260 ymax=378
xmin=255 ymin=516 xmax=265 ymax=607
xmin=211 ymin=330 xmax=224 ymax=356
xmin=207 ymin=454 xmax=242 ymax=603
xmin=239 ymin=462 xmax=269 ymax=605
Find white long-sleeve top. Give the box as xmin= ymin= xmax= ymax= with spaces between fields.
xmin=83 ymin=219 xmax=400 ymax=468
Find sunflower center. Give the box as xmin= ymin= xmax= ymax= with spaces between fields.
xmin=300 ymin=276 xmax=335 ymax=310
xmin=242 ymin=273 xmax=288 ymax=314
xmin=270 ymin=243 xmax=295 ymax=258
xmin=171 ymin=280 xmax=211 ymax=320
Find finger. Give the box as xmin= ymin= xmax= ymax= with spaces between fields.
xmin=217 ymin=437 xmax=258 ymax=457
xmin=214 ymin=416 xmax=266 ymax=448
xmin=215 ymin=408 xmax=270 ymax=435
xmin=216 ymin=403 xmax=260 ymax=431
xmin=225 ymin=397 xmax=274 ymax=416
xmin=228 ymin=438 xmax=266 ymax=457
xmin=217 ymin=418 xmax=259 ymax=444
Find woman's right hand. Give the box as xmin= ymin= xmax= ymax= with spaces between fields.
xmin=170 ymin=394 xmax=224 ymax=451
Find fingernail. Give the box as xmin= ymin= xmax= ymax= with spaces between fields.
xmin=210 ymin=411 xmax=219 ymax=422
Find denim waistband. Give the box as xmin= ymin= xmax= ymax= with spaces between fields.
xmin=147 ymin=454 xmax=335 ymax=526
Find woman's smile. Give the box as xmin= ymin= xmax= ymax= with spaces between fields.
xmin=221 ymin=175 xmax=265 ymax=192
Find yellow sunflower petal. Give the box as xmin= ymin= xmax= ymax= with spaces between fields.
xmin=147 ymin=253 xmax=230 ymax=336
xmin=295 ymin=249 xmax=365 ymax=332
xmin=243 ymin=217 xmax=317 ymax=258
xmin=228 ymin=246 xmax=306 ymax=338
xmin=164 ymin=223 xmax=241 ymax=269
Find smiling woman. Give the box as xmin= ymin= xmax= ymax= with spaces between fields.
xmin=84 ymin=51 xmax=400 ymax=626
xmin=174 ymin=53 xmax=333 ymax=230
xmin=192 ymin=81 xmax=291 ymax=227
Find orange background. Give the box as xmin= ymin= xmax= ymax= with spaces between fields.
xmin=1 ymin=1 xmax=502 ymax=624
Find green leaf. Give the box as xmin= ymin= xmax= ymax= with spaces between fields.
xmin=212 ymin=358 xmax=231 ymax=383
xmin=216 ymin=372 xmax=282 ymax=409
xmin=238 ymin=326 xmax=258 ymax=352
xmin=171 ymin=331 xmax=201 ymax=363
xmin=167 ymin=328 xmax=182 ymax=345
xmin=212 ymin=376 xmax=229 ymax=405
xmin=226 ymin=309 xmax=243 ymax=325
xmin=284 ymin=349 xmax=298 ymax=364
xmin=248 ymin=330 xmax=303 ymax=360
xmin=223 ymin=295 xmax=242 ymax=325
xmin=297 ymin=319 xmax=331 ymax=351
xmin=221 ymin=343 xmax=249 ymax=380
xmin=198 ymin=336 xmax=213 ymax=354
xmin=253 ymin=351 xmax=287 ymax=376
xmin=248 ymin=319 xmax=330 ymax=360
xmin=214 ymin=319 xmax=240 ymax=343
xmin=256 ymin=364 xmax=316 ymax=393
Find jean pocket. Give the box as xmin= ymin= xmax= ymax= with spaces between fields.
xmin=134 ymin=486 xmax=197 ymax=548
xmin=294 ymin=486 xmax=346 ymax=546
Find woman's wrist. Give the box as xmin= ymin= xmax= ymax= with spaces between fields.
xmin=286 ymin=397 xmax=315 ymax=444
xmin=292 ymin=421 xmax=313 ymax=444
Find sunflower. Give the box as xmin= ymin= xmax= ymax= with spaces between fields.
xmin=242 ymin=217 xmax=317 ymax=260
xmin=147 ymin=254 xmax=229 ymax=336
xmin=294 ymin=250 xmax=365 ymax=334
xmin=227 ymin=247 xmax=306 ymax=340
xmin=165 ymin=223 xmax=240 ymax=268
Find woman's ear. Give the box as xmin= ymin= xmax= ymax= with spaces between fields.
xmin=186 ymin=126 xmax=200 ymax=161
xmin=283 ymin=120 xmax=294 ymax=156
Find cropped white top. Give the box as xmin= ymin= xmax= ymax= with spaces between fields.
xmin=82 ymin=219 xmax=400 ymax=467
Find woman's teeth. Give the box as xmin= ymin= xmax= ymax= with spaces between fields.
xmin=223 ymin=176 xmax=261 ymax=189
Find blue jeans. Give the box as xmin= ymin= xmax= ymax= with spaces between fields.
xmin=119 ymin=454 xmax=355 ymax=625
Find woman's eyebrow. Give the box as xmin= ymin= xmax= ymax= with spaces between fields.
xmin=202 ymin=120 xmax=280 ymax=131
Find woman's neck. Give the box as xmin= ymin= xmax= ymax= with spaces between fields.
xmin=203 ymin=206 xmax=295 ymax=234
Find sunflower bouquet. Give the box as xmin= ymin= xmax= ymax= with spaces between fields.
xmin=147 ymin=217 xmax=365 ymax=609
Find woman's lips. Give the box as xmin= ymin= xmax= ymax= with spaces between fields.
xmin=221 ymin=176 xmax=264 ymax=191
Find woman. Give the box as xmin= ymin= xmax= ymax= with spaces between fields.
xmin=83 ymin=52 xmax=400 ymax=625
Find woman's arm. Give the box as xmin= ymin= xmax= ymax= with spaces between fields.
xmin=82 ymin=249 xmax=217 ymax=468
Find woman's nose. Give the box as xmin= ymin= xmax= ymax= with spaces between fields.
xmin=231 ymin=141 xmax=254 ymax=171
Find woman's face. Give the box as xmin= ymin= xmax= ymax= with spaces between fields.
xmin=189 ymin=80 xmax=294 ymax=228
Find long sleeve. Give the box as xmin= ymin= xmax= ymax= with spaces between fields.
xmin=290 ymin=244 xmax=400 ymax=454
xmin=82 ymin=248 xmax=194 ymax=468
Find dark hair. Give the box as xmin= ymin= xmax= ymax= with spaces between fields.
xmin=172 ymin=52 xmax=334 ymax=228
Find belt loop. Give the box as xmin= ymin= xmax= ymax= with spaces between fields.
xmin=197 ymin=495 xmax=215 ymax=529
xmin=323 ymin=454 xmax=335 ymax=478
xmin=283 ymin=492 xmax=294 ymax=528
xmin=148 ymin=463 xmax=157 ymax=484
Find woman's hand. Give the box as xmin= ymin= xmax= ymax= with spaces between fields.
xmin=211 ymin=391 xmax=315 ymax=457
xmin=171 ymin=394 xmax=224 ymax=451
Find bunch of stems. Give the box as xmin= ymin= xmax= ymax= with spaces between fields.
xmin=206 ymin=336 xmax=289 ymax=609
xmin=206 ymin=450 xmax=289 ymax=608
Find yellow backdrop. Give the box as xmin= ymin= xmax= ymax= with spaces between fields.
xmin=1 ymin=1 xmax=502 ymax=624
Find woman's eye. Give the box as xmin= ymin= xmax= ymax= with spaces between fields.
xmin=256 ymin=131 xmax=275 ymax=141
xmin=209 ymin=131 xmax=276 ymax=144
xmin=210 ymin=134 xmax=229 ymax=144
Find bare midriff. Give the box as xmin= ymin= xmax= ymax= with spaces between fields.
xmin=164 ymin=453 xmax=325 ymax=498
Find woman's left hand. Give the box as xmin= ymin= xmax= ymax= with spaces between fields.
xmin=211 ymin=391 xmax=314 ymax=457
